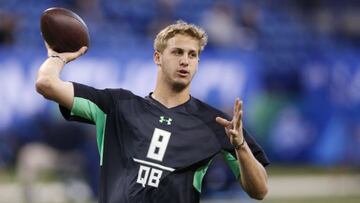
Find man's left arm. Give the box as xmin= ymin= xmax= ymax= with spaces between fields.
xmin=234 ymin=140 xmax=268 ymax=200
xmin=216 ymin=98 xmax=268 ymax=200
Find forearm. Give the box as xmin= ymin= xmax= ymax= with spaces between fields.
xmin=36 ymin=57 xmax=73 ymax=108
xmin=236 ymin=142 xmax=268 ymax=200
xmin=37 ymin=57 xmax=65 ymax=79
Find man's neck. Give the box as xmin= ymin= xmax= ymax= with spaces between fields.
xmin=152 ymin=85 xmax=190 ymax=109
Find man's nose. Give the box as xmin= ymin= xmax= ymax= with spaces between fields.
xmin=179 ymin=55 xmax=189 ymax=66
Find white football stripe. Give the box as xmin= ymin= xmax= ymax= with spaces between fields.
xmin=133 ymin=158 xmax=175 ymax=172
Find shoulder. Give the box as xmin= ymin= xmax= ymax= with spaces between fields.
xmin=188 ymin=97 xmax=230 ymax=120
xmin=73 ymin=83 xmax=141 ymax=110
xmin=105 ymin=88 xmax=137 ymax=100
xmin=105 ymin=88 xmax=151 ymax=109
xmin=187 ymin=97 xmax=233 ymax=151
xmin=72 ymin=82 xmax=136 ymax=100
xmin=186 ymin=97 xmax=229 ymax=134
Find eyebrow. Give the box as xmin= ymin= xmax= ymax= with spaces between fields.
xmin=171 ymin=47 xmax=197 ymax=53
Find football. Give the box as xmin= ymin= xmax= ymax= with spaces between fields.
xmin=40 ymin=7 xmax=90 ymax=53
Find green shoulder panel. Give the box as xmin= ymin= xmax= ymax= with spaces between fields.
xmin=193 ymin=151 xmax=241 ymax=193
xmin=71 ymin=97 xmax=107 ymax=165
xmin=193 ymin=160 xmax=212 ymax=193
xmin=221 ymin=150 xmax=241 ymax=179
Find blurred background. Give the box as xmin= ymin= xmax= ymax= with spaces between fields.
xmin=1 ymin=0 xmax=360 ymax=202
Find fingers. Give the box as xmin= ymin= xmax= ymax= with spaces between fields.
xmin=79 ymin=46 xmax=88 ymax=55
xmin=215 ymin=117 xmax=231 ymax=127
xmin=73 ymin=46 xmax=88 ymax=58
xmin=234 ymin=99 xmax=243 ymax=130
xmin=235 ymin=98 xmax=242 ymax=115
xmin=235 ymin=109 xmax=243 ymax=130
xmin=239 ymin=99 xmax=243 ymax=114
xmin=233 ymin=98 xmax=241 ymax=120
xmin=216 ymin=117 xmax=232 ymax=139
xmin=221 ymin=98 xmax=245 ymax=146
xmin=44 ymin=42 xmax=88 ymax=64
xmin=63 ymin=46 xmax=88 ymax=63
xmin=233 ymin=98 xmax=239 ymax=116
xmin=217 ymin=99 xmax=244 ymax=130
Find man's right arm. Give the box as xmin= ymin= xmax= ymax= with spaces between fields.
xmin=35 ymin=45 xmax=87 ymax=109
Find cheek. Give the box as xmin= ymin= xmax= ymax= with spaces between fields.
xmin=191 ymin=61 xmax=199 ymax=72
xmin=162 ymin=57 xmax=175 ymax=66
xmin=161 ymin=60 xmax=174 ymax=75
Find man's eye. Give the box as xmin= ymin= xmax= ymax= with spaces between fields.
xmin=190 ymin=53 xmax=197 ymax=58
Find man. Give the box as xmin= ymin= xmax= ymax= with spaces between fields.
xmin=36 ymin=21 xmax=269 ymax=203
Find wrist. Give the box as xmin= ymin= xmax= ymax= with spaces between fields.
xmin=49 ymin=55 xmax=67 ymax=65
xmin=234 ymin=138 xmax=246 ymax=150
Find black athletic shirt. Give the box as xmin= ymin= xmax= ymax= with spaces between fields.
xmin=59 ymin=82 xmax=269 ymax=203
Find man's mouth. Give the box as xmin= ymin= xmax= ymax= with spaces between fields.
xmin=178 ymin=69 xmax=189 ymax=76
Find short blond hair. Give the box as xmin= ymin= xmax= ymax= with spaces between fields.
xmin=154 ymin=20 xmax=208 ymax=53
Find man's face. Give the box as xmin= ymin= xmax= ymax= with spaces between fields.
xmin=155 ymin=34 xmax=200 ymax=91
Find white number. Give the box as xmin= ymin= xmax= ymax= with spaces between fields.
xmin=146 ymin=128 xmax=171 ymax=161
xmin=136 ymin=128 xmax=171 ymax=188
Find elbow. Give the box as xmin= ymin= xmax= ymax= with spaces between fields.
xmin=249 ymin=185 xmax=268 ymax=200
xmin=35 ymin=75 xmax=54 ymax=99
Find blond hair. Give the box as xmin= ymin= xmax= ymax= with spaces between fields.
xmin=154 ymin=20 xmax=208 ymax=53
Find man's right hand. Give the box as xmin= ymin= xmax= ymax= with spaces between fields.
xmin=45 ymin=42 xmax=88 ymax=64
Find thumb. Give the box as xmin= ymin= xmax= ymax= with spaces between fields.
xmin=216 ymin=117 xmax=231 ymax=127
xmin=66 ymin=46 xmax=88 ymax=63
xmin=76 ymin=46 xmax=88 ymax=57
xmin=79 ymin=46 xmax=88 ymax=54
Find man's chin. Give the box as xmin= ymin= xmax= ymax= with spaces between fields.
xmin=172 ymin=81 xmax=189 ymax=92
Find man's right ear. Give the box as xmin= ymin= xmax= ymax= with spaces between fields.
xmin=154 ymin=51 xmax=161 ymax=66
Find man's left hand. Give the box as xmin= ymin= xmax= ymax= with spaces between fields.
xmin=216 ymin=98 xmax=245 ymax=148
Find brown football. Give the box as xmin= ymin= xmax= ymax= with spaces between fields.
xmin=40 ymin=7 xmax=90 ymax=53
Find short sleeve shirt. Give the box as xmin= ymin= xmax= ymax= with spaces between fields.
xmin=60 ymin=82 xmax=269 ymax=203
